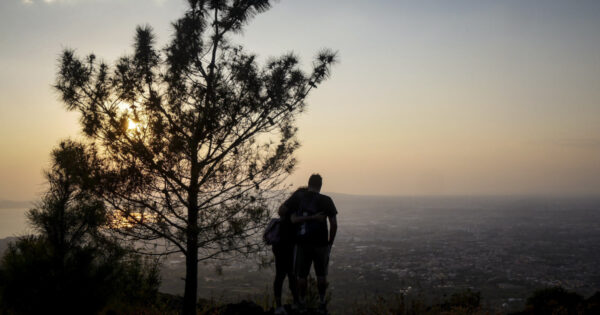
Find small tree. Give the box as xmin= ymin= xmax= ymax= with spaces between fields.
xmin=0 ymin=141 xmax=160 ymax=313
xmin=525 ymin=287 xmax=584 ymax=315
xmin=27 ymin=140 xmax=106 ymax=263
xmin=54 ymin=0 xmax=336 ymax=313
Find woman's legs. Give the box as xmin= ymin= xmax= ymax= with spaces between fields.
xmin=273 ymin=245 xmax=287 ymax=307
xmin=273 ymin=244 xmax=298 ymax=307
xmin=274 ymin=274 xmax=286 ymax=307
xmin=287 ymin=267 xmax=299 ymax=304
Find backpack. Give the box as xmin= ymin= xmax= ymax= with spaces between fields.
xmin=263 ymin=218 xmax=281 ymax=245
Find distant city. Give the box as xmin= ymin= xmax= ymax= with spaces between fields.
xmin=2 ymin=194 xmax=600 ymax=313
xmin=158 ymin=194 xmax=600 ymax=313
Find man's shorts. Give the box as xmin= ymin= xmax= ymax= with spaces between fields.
xmin=294 ymin=244 xmax=330 ymax=278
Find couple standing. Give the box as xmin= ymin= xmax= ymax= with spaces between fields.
xmin=273 ymin=174 xmax=338 ymax=314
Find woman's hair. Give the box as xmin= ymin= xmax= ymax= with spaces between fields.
xmin=295 ymin=186 xmax=308 ymax=192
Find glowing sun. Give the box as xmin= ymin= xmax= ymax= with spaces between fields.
xmin=127 ymin=118 xmax=140 ymax=131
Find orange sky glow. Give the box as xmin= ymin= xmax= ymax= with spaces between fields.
xmin=1 ymin=0 xmax=600 ymax=200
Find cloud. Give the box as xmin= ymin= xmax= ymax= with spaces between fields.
xmin=21 ymin=0 xmax=170 ymax=5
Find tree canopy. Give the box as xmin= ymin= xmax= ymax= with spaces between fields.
xmin=54 ymin=0 xmax=336 ymax=313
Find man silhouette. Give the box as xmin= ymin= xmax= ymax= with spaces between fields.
xmin=282 ymin=174 xmax=337 ymax=313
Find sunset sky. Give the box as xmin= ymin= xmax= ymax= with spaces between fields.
xmin=1 ymin=0 xmax=600 ymax=200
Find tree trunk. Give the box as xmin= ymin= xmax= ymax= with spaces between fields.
xmin=183 ymin=201 xmax=199 ymax=314
xmin=183 ymin=164 xmax=200 ymax=315
xmin=183 ymin=237 xmax=198 ymax=315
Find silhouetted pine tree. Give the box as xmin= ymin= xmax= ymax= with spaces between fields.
xmin=53 ymin=0 xmax=336 ymax=313
xmin=0 ymin=141 xmax=160 ymax=314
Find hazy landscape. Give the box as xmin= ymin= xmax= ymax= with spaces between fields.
xmin=3 ymin=194 xmax=599 ymax=313
xmin=2 ymin=0 xmax=600 ymax=313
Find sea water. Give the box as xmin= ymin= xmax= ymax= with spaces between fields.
xmin=0 ymin=208 xmax=30 ymax=238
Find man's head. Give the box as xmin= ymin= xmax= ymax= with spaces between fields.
xmin=308 ymin=174 xmax=322 ymax=192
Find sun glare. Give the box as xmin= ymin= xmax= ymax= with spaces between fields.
xmin=110 ymin=211 xmax=157 ymax=229
xmin=127 ymin=118 xmax=142 ymax=132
